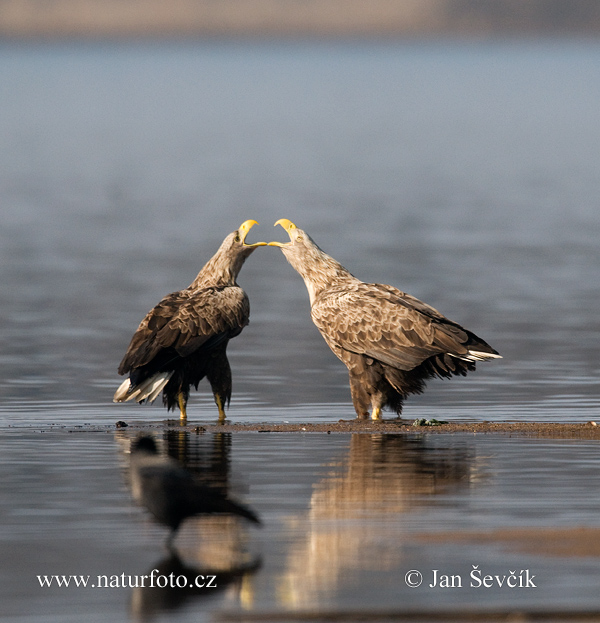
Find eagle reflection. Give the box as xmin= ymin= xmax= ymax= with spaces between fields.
xmin=279 ymin=434 xmax=478 ymax=608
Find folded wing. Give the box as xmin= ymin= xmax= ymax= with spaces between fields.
xmin=311 ymin=282 xmax=499 ymax=371
xmin=118 ymin=286 xmax=250 ymax=376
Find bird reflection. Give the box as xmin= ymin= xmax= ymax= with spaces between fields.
xmin=162 ymin=429 xmax=232 ymax=492
xmin=130 ymin=551 xmax=261 ymax=621
xmin=128 ymin=434 xmax=261 ymax=550
xmin=312 ymin=434 xmax=473 ymax=513
xmin=279 ymin=434 xmax=478 ymax=608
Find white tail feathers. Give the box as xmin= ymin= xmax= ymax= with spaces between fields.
xmin=113 ymin=371 xmax=174 ymax=404
xmin=463 ymin=350 xmax=503 ymax=362
xmin=113 ymin=378 xmax=132 ymax=402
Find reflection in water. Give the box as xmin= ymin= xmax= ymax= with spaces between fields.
xmin=130 ymin=551 xmax=261 ymax=621
xmin=116 ymin=431 xmax=262 ymax=618
xmin=163 ymin=430 xmax=233 ymax=493
xmin=129 ymin=435 xmax=260 ymax=549
xmin=279 ymin=434 xmax=477 ymax=608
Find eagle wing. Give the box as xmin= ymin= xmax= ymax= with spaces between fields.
xmin=118 ymin=286 xmax=250 ymax=374
xmin=311 ymin=282 xmax=479 ymax=371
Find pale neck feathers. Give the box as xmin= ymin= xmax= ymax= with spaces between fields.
xmin=283 ymin=239 xmax=358 ymax=306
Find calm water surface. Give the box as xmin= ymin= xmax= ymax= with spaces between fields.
xmin=3 ymin=429 xmax=600 ymax=622
xmin=0 ymin=39 xmax=599 ymax=423
xmin=1 ymin=40 xmax=599 ymax=621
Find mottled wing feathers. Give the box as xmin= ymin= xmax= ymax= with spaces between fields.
xmin=118 ymin=286 xmax=249 ymax=375
xmin=311 ymin=281 xmax=490 ymax=371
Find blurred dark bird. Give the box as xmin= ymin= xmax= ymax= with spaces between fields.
xmin=114 ymin=220 xmax=266 ymax=423
xmin=129 ymin=436 xmax=261 ymax=548
xmin=269 ymin=219 xmax=501 ymax=420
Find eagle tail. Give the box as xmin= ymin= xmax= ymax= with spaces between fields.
xmin=113 ymin=371 xmax=174 ymax=404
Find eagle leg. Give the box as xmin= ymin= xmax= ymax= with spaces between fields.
xmin=214 ymin=393 xmax=227 ymax=422
xmin=371 ymin=406 xmax=382 ymax=420
xmin=348 ymin=372 xmax=370 ymax=420
xmin=177 ymin=393 xmax=188 ymax=424
xmin=205 ymin=346 xmax=232 ymax=423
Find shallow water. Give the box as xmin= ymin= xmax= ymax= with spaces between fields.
xmin=2 ymin=429 xmax=600 ymax=622
xmin=1 ymin=39 xmax=600 ymax=621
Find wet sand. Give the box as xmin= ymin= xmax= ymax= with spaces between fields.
xmin=104 ymin=418 xmax=600 ymax=440
xmin=418 ymin=526 xmax=600 ymax=558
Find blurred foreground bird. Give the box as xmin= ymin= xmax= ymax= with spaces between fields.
xmin=114 ymin=220 xmax=266 ymax=423
xmin=269 ymin=219 xmax=501 ymax=420
xmin=129 ymin=436 xmax=261 ymax=549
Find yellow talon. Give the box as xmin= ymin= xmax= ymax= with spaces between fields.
xmin=371 ymin=407 xmax=381 ymax=420
xmin=178 ymin=393 xmax=187 ymax=424
xmin=215 ymin=394 xmax=226 ymax=422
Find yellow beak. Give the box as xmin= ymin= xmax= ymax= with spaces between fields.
xmin=268 ymin=218 xmax=297 ymax=247
xmin=238 ymin=220 xmax=267 ymax=247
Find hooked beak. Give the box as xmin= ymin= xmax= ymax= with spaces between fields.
xmin=268 ymin=218 xmax=297 ymax=247
xmin=238 ymin=220 xmax=267 ymax=247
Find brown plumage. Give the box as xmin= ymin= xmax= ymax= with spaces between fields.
xmin=114 ymin=220 xmax=265 ymax=422
xmin=269 ymin=219 xmax=501 ymax=420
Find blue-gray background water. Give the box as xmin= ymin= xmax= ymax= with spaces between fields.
xmin=1 ymin=40 xmax=600 ymax=623
xmin=1 ymin=39 xmax=599 ymax=424
xmin=0 ymin=40 xmax=600 ymax=420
